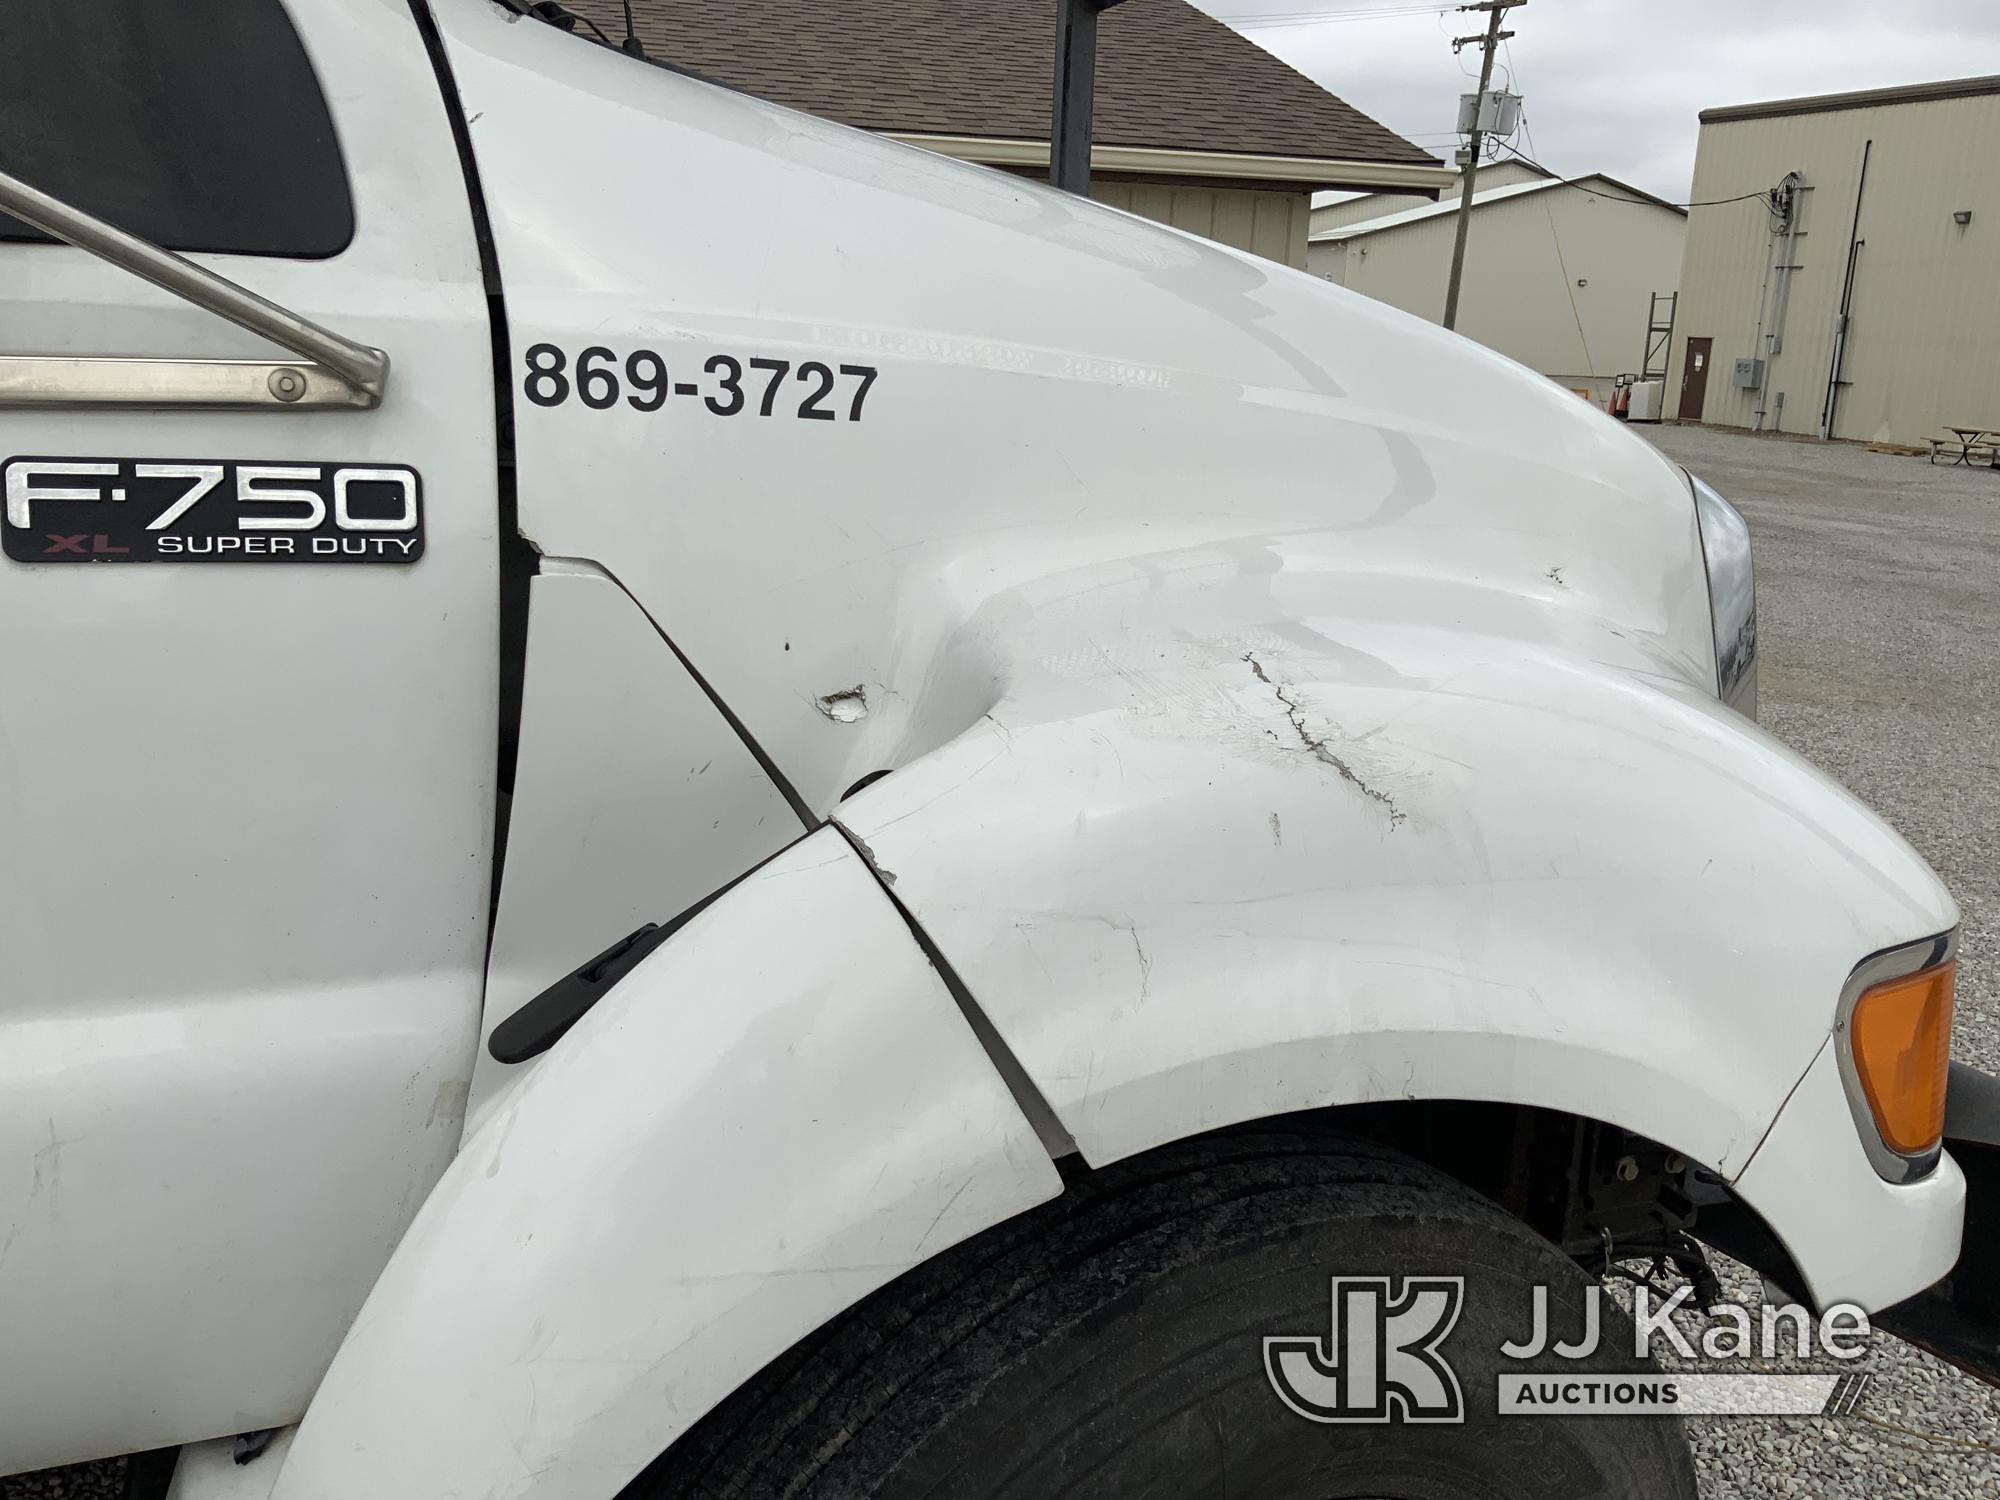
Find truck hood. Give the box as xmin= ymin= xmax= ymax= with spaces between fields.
xmin=435 ymin=3 xmax=1961 ymax=1327
xmin=438 ymin=0 xmax=1719 ymax=814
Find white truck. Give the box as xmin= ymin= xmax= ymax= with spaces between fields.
xmin=1 ymin=2 xmax=1994 ymax=1497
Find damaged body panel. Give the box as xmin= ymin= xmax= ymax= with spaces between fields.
xmin=6 ymin=0 xmax=1989 ymax=1491
xmin=836 ymin=621 xmax=1960 ymax=1312
xmin=434 ymin=0 xmax=1966 ymax=1354
xmin=272 ymin=830 xmax=1062 ymax=1500
xmin=433 ymin=0 xmax=1718 ymax=823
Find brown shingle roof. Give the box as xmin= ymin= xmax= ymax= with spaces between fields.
xmin=562 ymin=0 xmax=1438 ymax=167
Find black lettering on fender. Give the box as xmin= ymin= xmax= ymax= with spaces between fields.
xmin=521 ymin=342 xmax=880 ymax=422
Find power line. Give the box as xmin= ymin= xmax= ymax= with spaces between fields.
xmin=1494 ymin=143 xmax=1776 ymax=210
xmin=1221 ymin=4 xmax=1453 ymax=27
xmin=1513 ymin=96 xmax=1595 ymax=379
xmin=1496 ymin=43 xmax=1589 ymax=374
xmin=1221 ymin=2 xmax=1447 ymax=17
xmin=1490 ymin=34 xmax=1777 ymax=212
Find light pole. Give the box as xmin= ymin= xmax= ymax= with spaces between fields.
xmin=1050 ymin=0 xmax=1127 ymax=195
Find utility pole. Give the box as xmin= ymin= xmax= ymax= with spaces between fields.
xmin=1441 ymin=0 xmax=1523 ymax=330
xmin=1050 ymin=0 xmax=1127 ymax=194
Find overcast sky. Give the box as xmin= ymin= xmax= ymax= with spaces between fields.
xmin=1195 ymin=1 xmax=2000 ymax=201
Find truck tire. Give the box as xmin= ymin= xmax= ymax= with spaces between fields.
xmin=632 ymin=1131 xmax=1697 ymax=1500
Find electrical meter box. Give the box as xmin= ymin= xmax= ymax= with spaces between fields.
xmin=1732 ymin=357 xmax=1765 ymax=390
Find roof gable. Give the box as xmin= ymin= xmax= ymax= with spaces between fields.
xmin=564 ymin=0 xmax=1438 ymax=167
xmin=1311 ymin=172 xmax=1685 ymax=241
xmin=1310 ymin=160 xmax=1547 ymax=232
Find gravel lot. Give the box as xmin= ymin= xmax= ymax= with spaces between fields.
xmin=7 ymin=423 xmax=1996 ymax=1499
xmin=1644 ymin=423 xmax=2000 ymax=1499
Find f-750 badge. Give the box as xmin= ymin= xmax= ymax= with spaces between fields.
xmin=3 ymin=457 xmax=424 ymax=564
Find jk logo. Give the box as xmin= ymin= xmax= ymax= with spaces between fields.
xmin=1264 ymin=1277 xmax=1465 ymax=1423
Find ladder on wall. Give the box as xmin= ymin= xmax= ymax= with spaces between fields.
xmin=1642 ymin=292 xmax=1676 ymax=380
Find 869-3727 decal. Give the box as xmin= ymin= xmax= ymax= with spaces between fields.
xmin=522 ymin=343 xmax=879 ymax=421
xmin=2 ymin=458 xmax=423 ymax=564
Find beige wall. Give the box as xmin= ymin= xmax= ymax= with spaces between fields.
xmin=1309 ymin=160 xmax=1543 ymax=238
xmin=1307 ymin=182 xmax=1685 ymax=395
xmin=1668 ymin=90 xmax=2000 ymax=442
xmin=1091 ymin=181 xmax=1310 ymax=268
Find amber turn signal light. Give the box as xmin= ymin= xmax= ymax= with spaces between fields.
xmin=1850 ymin=960 xmax=1954 ymax=1157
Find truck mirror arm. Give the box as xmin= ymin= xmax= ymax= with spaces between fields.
xmin=0 ymin=168 xmax=389 ymax=410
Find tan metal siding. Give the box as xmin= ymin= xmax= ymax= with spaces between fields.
xmin=1669 ymin=91 xmax=2000 ymax=442
xmin=1306 ymin=183 xmax=1685 ymax=393
xmin=1092 ymin=182 xmax=1309 ymax=267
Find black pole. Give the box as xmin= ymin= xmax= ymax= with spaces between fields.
xmin=1821 ymin=139 xmax=1870 ymax=441
xmin=1050 ymin=0 xmax=1124 ymax=194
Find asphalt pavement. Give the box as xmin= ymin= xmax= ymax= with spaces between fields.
xmin=1644 ymin=422 xmax=2000 ymax=1499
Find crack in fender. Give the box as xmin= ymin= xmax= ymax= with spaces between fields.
xmin=1083 ymin=914 xmax=1153 ymax=1003
xmin=1243 ymin=654 xmax=1406 ymax=827
xmin=842 ymin=826 xmax=897 ymax=886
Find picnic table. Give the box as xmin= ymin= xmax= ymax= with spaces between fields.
xmin=1929 ymin=426 xmax=2000 ymax=465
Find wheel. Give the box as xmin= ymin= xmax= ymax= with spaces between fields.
xmin=629 ymin=1131 xmax=1697 ymax=1500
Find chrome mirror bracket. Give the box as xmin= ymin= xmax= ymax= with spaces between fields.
xmin=0 ymin=169 xmax=387 ymax=410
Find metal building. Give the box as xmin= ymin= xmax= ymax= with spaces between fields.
xmin=1667 ymin=75 xmax=2000 ymax=443
xmin=1307 ymin=169 xmax=1686 ymax=405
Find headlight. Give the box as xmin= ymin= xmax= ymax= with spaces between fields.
xmin=1689 ymin=472 xmax=1757 ymax=718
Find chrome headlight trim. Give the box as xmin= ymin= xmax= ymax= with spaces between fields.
xmin=1688 ymin=471 xmax=1757 ymax=718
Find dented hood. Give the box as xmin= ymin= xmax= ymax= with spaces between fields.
xmin=438 ymin=0 xmax=1719 ymax=814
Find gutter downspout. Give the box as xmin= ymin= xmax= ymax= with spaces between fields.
xmin=1821 ymin=140 xmax=1871 ymax=441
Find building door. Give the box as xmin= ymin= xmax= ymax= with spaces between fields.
xmin=1679 ymin=336 xmax=1714 ymax=420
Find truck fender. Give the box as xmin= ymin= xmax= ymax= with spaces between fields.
xmin=270 ymin=828 xmax=1062 ymax=1500
xmin=838 ymin=631 xmax=1963 ymax=1311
